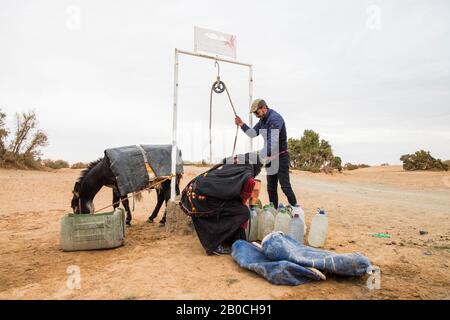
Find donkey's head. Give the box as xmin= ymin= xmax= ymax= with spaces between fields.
xmin=70 ymin=158 xmax=105 ymax=214
xmin=70 ymin=181 xmax=96 ymax=214
xmin=71 ymin=181 xmax=81 ymax=213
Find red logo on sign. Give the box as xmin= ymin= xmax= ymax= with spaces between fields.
xmin=225 ymin=35 xmax=236 ymax=49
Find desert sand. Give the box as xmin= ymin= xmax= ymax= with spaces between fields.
xmin=0 ymin=165 xmax=449 ymax=299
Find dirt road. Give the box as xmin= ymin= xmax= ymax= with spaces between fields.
xmin=0 ymin=166 xmax=449 ymax=299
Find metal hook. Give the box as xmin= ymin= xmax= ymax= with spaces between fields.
xmin=214 ymin=60 xmax=220 ymax=80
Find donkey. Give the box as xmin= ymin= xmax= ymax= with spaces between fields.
xmin=70 ymin=157 xmax=181 ymax=225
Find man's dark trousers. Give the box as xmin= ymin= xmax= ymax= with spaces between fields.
xmin=266 ymin=153 xmax=297 ymax=208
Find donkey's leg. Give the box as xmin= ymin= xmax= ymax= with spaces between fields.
xmin=147 ymin=189 xmax=165 ymax=223
xmin=176 ymin=178 xmax=180 ymax=196
xmin=120 ymin=195 xmax=132 ymax=225
xmin=112 ymin=189 xmax=120 ymax=209
xmin=159 ymin=181 xmax=172 ymax=225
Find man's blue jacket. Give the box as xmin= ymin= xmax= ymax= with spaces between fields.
xmin=241 ymin=108 xmax=288 ymax=157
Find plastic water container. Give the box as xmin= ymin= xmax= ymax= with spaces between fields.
xmin=287 ymin=213 xmax=305 ymax=244
xmin=268 ymin=203 xmax=278 ymax=217
xmin=255 ymin=207 xmax=263 ymax=240
xmin=273 ymin=207 xmax=291 ymax=234
xmin=292 ymin=205 xmax=307 ymax=234
xmin=247 ymin=207 xmax=259 ymax=242
xmin=60 ymin=208 xmax=126 ymax=251
xmin=307 ymin=208 xmax=328 ymax=248
xmin=261 ymin=207 xmax=275 ymax=239
xmin=258 ymin=206 xmax=269 ymax=241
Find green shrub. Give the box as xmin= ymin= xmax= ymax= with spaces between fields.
xmin=43 ymin=159 xmax=70 ymax=169
xmin=344 ymin=163 xmax=370 ymax=171
xmin=331 ymin=156 xmax=342 ymax=172
xmin=400 ymin=150 xmax=448 ymax=171
xmin=344 ymin=163 xmax=359 ymax=171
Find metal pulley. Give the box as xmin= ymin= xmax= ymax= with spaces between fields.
xmin=209 ymin=60 xmax=239 ymax=163
xmin=212 ymin=77 xmax=226 ymax=93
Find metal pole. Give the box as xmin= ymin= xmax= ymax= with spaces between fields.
xmin=170 ymin=49 xmax=179 ymax=200
xmin=177 ymin=49 xmax=252 ymax=67
xmin=249 ymin=65 xmax=253 ymax=151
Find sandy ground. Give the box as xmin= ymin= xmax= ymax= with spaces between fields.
xmin=0 ymin=165 xmax=449 ymax=300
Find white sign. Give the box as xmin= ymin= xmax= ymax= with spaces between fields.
xmin=194 ymin=26 xmax=237 ymax=59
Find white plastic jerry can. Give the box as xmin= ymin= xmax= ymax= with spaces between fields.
xmin=287 ymin=213 xmax=305 ymax=244
xmin=262 ymin=207 xmax=275 ymax=239
xmin=247 ymin=208 xmax=259 ymax=242
xmin=307 ymin=208 xmax=328 ymax=248
xmin=273 ymin=207 xmax=291 ymax=234
xmin=258 ymin=207 xmax=268 ymax=241
xmin=269 ymin=202 xmax=278 ymax=217
xmin=292 ymin=205 xmax=307 ymax=234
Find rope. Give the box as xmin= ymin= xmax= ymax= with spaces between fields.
xmin=209 ymin=74 xmax=239 ymax=163
xmin=91 ymin=175 xmax=174 ymax=213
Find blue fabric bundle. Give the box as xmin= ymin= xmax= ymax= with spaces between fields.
xmin=105 ymin=144 xmax=183 ymax=195
xmin=232 ymin=232 xmax=372 ymax=286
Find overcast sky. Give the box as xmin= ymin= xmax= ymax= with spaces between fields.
xmin=1 ymin=0 xmax=449 ymax=165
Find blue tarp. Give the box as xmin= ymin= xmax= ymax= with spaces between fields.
xmin=231 ymin=240 xmax=322 ymax=285
xmin=232 ymin=232 xmax=372 ymax=286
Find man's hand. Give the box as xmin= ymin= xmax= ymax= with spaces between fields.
xmin=235 ymin=116 xmax=244 ymax=127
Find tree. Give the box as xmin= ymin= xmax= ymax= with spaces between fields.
xmin=0 ymin=109 xmax=8 ymax=159
xmin=400 ymin=150 xmax=448 ymax=171
xmin=24 ymin=130 xmax=48 ymax=158
xmin=0 ymin=109 xmax=49 ymax=169
xmin=288 ymin=129 xmax=341 ymax=173
xmin=331 ymin=156 xmax=342 ymax=172
xmin=10 ymin=111 xmax=37 ymax=155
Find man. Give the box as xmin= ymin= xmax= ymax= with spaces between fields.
xmin=234 ymin=99 xmax=297 ymax=208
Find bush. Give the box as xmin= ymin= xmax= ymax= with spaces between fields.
xmin=344 ymin=163 xmax=371 ymax=171
xmin=400 ymin=150 xmax=448 ymax=171
xmin=71 ymin=162 xmax=88 ymax=169
xmin=331 ymin=156 xmax=342 ymax=172
xmin=43 ymin=159 xmax=70 ymax=169
xmin=344 ymin=163 xmax=358 ymax=171
xmin=288 ymin=129 xmax=341 ymax=173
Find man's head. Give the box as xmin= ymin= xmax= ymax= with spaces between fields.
xmin=250 ymin=99 xmax=269 ymax=119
